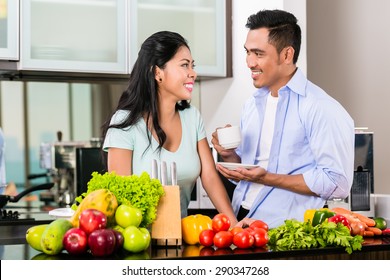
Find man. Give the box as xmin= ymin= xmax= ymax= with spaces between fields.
xmin=211 ymin=9 xmax=355 ymax=228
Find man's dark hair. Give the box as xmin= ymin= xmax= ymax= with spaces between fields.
xmin=246 ymin=9 xmax=301 ymax=64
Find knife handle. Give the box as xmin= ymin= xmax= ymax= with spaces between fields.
xmin=151 ymin=159 xmax=158 ymax=179
xmin=171 ymin=162 xmax=177 ymax=185
xmin=161 ymin=161 xmax=168 ymax=185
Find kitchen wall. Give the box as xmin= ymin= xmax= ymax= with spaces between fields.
xmin=306 ymin=0 xmax=390 ymax=195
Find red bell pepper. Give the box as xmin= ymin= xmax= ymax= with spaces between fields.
xmin=328 ymin=214 xmax=352 ymax=232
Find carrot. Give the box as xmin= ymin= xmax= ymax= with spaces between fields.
xmin=366 ymin=227 xmax=382 ymax=235
xmin=363 ymin=230 xmax=375 ymax=237
xmin=331 ymin=207 xmax=352 ymax=216
xmin=331 ymin=207 xmax=375 ymax=227
xmin=350 ymin=212 xmax=376 ymax=227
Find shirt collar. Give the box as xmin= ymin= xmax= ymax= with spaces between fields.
xmin=281 ymin=68 xmax=308 ymax=97
xmin=253 ymin=68 xmax=308 ymax=98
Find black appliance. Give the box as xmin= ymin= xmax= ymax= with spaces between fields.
xmin=75 ymin=147 xmax=107 ymax=196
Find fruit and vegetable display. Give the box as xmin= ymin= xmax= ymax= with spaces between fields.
xmin=26 ymin=172 xmax=164 ymax=258
xmin=26 ymin=176 xmax=390 ymax=259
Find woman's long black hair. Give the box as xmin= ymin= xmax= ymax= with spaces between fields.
xmin=101 ymin=31 xmax=191 ymax=158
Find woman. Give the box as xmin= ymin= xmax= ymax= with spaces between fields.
xmin=102 ymin=31 xmax=237 ymax=223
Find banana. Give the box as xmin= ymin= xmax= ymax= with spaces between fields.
xmin=40 ymin=219 xmax=73 ymax=255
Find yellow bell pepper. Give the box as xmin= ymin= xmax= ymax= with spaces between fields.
xmin=304 ymin=208 xmax=335 ymax=225
xmin=304 ymin=209 xmax=316 ymax=223
xmin=181 ymin=214 xmax=212 ymax=245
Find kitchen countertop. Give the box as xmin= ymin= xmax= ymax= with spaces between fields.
xmin=1 ymin=235 xmax=390 ymax=260
xmin=1 ymin=200 xmax=389 ymax=260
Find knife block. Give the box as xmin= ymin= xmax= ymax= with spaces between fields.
xmin=151 ymin=185 xmax=182 ymax=246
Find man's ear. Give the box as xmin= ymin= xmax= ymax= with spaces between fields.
xmin=282 ymin=46 xmax=295 ymax=64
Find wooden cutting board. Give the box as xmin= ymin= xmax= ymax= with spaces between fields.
xmin=151 ymin=185 xmax=182 ymax=246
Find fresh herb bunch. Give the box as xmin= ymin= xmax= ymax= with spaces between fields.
xmin=72 ymin=171 xmax=165 ymax=228
xmin=268 ymin=219 xmax=364 ymax=254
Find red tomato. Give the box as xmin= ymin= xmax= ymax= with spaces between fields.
xmin=251 ymin=228 xmax=269 ymax=247
xmin=230 ymin=227 xmax=244 ymax=236
xmin=243 ymin=227 xmax=255 ymax=235
xmin=212 ymin=213 xmax=231 ymax=232
xmin=199 ymin=229 xmax=215 ymax=247
xmin=249 ymin=220 xmax=269 ymax=232
xmin=232 ymin=230 xmax=254 ymax=249
xmin=213 ymin=230 xmax=233 ymax=248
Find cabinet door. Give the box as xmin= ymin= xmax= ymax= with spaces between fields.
xmin=20 ymin=0 xmax=128 ymax=74
xmin=130 ymin=0 xmax=230 ymax=78
xmin=0 ymin=0 xmax=19 ymax=60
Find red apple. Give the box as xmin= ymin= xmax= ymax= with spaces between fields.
xmin=79 ymin=209 xmax=107 ymax=235
xmin=108 ymin=229 xmax=124 ymax=251
xmin=62 ymin=228 xmax=88 ymax=255
xmin=88 ymin=229 xmax=116 ymax=257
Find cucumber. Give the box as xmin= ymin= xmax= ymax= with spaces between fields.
xmin=40 ymin=219 xmax=73 ymax=255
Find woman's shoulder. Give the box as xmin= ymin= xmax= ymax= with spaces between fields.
xmin=110 ymin=109 xmax=130 ymax=124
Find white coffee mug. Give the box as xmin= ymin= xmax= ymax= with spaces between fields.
xmin=217 ymin=126 xmax=241 ymax=149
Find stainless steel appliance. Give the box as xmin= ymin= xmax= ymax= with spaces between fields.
xmin=38 ymin=134 xmax=104 ymax=206
xmin=327 ymin=130 xmax=375 ymax=216
xmin=349 ymin=130 xmax=375 ymax=216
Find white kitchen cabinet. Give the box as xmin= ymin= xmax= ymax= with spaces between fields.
xmin=19 ymin=0 xmax=129 ymax=74
xmin=0 ymin=0 xmax=19 ymax=60
xmin=1 ymin=0 xmax=231 ymax=78
xmin=130 ymin=0 xmax=231 ymax=78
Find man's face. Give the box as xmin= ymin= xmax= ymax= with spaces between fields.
xmin=244 ymin=28 xmax=286 ymax=94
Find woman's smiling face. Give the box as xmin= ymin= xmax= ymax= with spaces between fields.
xmin=158 ymin=46 xmax=197 ymax=102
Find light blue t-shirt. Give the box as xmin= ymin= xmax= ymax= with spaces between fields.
xmin=233 ymin=68 xmax=355 ymax=228
xmin=103 ymin=106 xmax=206 ymax=218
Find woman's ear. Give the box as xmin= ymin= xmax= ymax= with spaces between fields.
xmin=155 ymin=66 xmax=163 ymax=82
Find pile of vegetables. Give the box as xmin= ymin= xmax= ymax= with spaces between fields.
xmin=267 ymin=219 xmax=364 ymax=254
xmin=72 ymin=172 xmax=164 ymax=228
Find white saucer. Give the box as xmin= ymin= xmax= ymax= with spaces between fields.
xmin=49 ymin=208 xmax=75 ymax=218
xmin=216 ymin=162 xmax=258 ymax=170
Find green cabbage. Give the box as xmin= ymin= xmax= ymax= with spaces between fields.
xmin=72 ymin=171 xmax=165 ymax=228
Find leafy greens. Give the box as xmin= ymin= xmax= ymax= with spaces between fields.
xmin=268 ymin=219 xmax=364 ymax=254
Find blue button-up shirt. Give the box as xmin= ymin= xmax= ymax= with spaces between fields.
xmin=232 ymin=69 xmax=355 ymax=228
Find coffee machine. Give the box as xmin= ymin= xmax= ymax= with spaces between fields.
xmin=39 ymin=132 xmax=105 ymax=206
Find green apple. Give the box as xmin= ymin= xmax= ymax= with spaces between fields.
xmin=123 ymin=226 xmax=151 ymax=253
xmin=115 ymin=204 xmax=143 ymax=228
